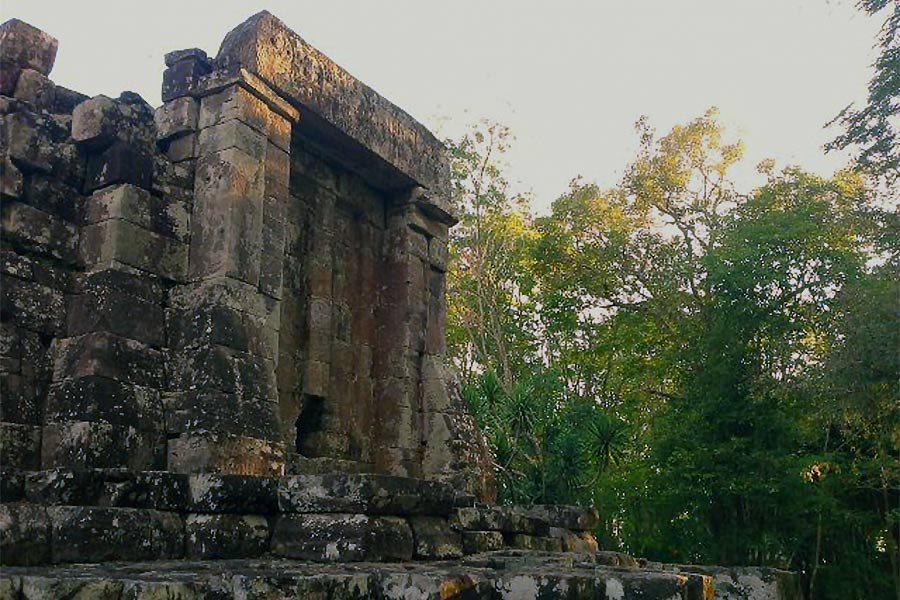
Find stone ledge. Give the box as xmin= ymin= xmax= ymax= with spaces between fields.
xmin=214 ymin=11 xmax=451 ymax=201
xmin=0 ymin=554 xmax=802 ymax=599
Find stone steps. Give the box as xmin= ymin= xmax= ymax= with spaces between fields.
xmin=0 ymin=556 xmax=714 ymax=600
xmin=1 ymin=469 xmax=600 ymax=566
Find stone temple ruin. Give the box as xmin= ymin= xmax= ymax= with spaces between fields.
xmin=0 ymin=12 xmax=801 ymax=599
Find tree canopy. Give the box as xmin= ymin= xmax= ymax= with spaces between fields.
xmin=445 ymin=111 xmax=899 ymax=599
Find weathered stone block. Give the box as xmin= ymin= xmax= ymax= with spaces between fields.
xmin=461 ymin=530 xmax=504 ymax=554
xmin=4 ymin=103 xmax=71 ymax=175
xmin=1 ymin=156 xmax=23 ymax=198
xmin=1 ymin=201 xmax=78 ymax=264
xmin=22 ymin=176 xmax=83 ymax=224
xmin=0 ymin=503 xmax=50 ymax=566
xmin=198 ymin=85 xmax=270 ymax=135
xmin=167 ymin=433 xmax=284 ymax=476
xmin=0 ymin=422 xmax=41 ymax=469
xmin=277 ymin=473 xmax=456 ymax=516
xmin=1 ymin=467 xmax=25 ymax=502
xmin=13 ymin=68 xmax=56 ymax=112
xmin=186 ymin=473 xmax=279 ymax=514
xmin=271 ymin=514 xmax=413 ymax=562
xmin=164 ymin=391 xmax=280 ymax=442
xmin=41 ymin=421 xmax=165 ymax=470
xmin=164 ymin=132 xmax=199 ymax=162
xmin=524 ymin=504 xmax=600 ymax=531
xmin=189 ymin=148 xmax=264 ymax=284
xmin=20 ymin=578 xmax=123 ymax=599
xmin=48 ymin=506 xmax=183 ymax=563
xmin=549 ymin=527 xmax=600 ymax=553
xmin=74 ymin=268 xmax=165 ymax=304
xmin=154 ymin=97 xmax=199 ymax=143
xmin=409 ymin=516 xmax=463 ymax=559
xmin=0 ymin=19 xmax=57 ymax=74
xmin=45 ymin=376 xmax=162 ymax=431
xmin=450 ymin=506 xmax=550 ymax=536
xmin=24 ymin=468 xmax=106 ymax=506
xmin=169 ymin=277 xmax=281 ymax=324
xmin=0 ymin=19 xmax=57 ymax=96
xmin=84 ymin=140 xmax=153 ymax=192
xmin=50 ymin=84 xmax=88 ymax=115
xmin=80 ymin=218 xmax=188 ymax=281
xmin=101 ymin=471 xmax=189 ymax=510
xmin=161 ymin=56 xmax=212 ymax=102
xmin=51 ymin=332 xmax=164 ymax=388
xmin=198 ymin=118 xmax=266 ymax=158
xmin=168 ymin=344 xmax=276 ymax=400
xmin=185 ymin=514 xmax=269 ymax=559
xmin=67 ymin=286 xmax=165 ymax=346
xmin=71 ymin=95 xmax=122 ymax=150
xmin=504 ymin=532 xmax=563 ymax=552
xmin=84 ymin=184 xmax=191 ymax=243
xmin=0 ymin=373 xmax=40 ymax=425
xmin=166 ymin=303 xmax=247 ymax=354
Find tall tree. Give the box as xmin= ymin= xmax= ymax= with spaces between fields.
xmin=827 ymin=0 xmax=900 ymax=182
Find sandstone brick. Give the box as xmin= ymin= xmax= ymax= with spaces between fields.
xmin=67 ymin=286 xmax=165 ymax=346
xmin=167 ymin=433 xmax=284 ymax=476
xmin=0 ymin=19 xmax=57 ymax=74
xmin=51 ymin=332 xmax=164 ymax=388
xmin=189 ymin=148 xmax=264 ymax=284
xmin=409 ymin=516 xmax=463 ymax=559
xmin=161 ymin=57 xmax=211 ymax=102
xmin=1 ymin=201 xmax=78 ymax=263
xmin=0 ymin=503 xmax=50 ymax=566
xmin=154 ymin=97 xmax=199 ymax=142
xmin=84 ymin=184 xmax=191 ymax=242
xmin=186 ymin=473 xmax=279 ymax=514
xmin=198 ymin=118 xmax=266 ymax=158
xmin=13 ymin=68 xmax=56 ymax=112
xmin=0 ymin=275 xmax=65 ymax=335
xmin=0 ymin=373 xmax=40 ymax=424
xmin=164 ymin=132 xmax=199 ymax=162
xmin=461 ymin=530 xmax=504 ymax=554
xmin=20 ymin=577 xmax=123 ymax=599
xmin=1 ymin=156 xmax=23 ymax=198
xmin=271 ymin=513 xmax=413 ymax=562
xmin=80 ymin=218 xmax=188 ymax=281
xmin=22 ymin=176 xmax=83 ymax=223
xmin=164 ymin=391 xmax=280 ymax=442
xmin=41 ymin=421 xmax=165 ymax=470
xmin=71 ymin=95 xmax=122 ymax=150
xmin=168 ymin=344 xmax=277 ymax=400
xmin=45 ymin=376 xmax=163 ymax=431
xmin=48 ymin=506 xmax=183 ymax=563
xmin=85 ymin=140 xmax=153 ymax=192
xmin=0 ymin=422 xmax=41 ymax=469
xmin=198 ymin=85 xmax=270 ymax=134
xmin=185 ymin=513 xmax=269 ymax=559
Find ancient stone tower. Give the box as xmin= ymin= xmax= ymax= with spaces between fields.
xmin=0 ymin=12 xmax=800 ymax=599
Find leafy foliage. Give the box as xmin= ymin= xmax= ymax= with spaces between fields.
xmin=445 ymin=113 xmax=899 ymax=599
xmin=827 ymin=0 xmax=900 ymax=182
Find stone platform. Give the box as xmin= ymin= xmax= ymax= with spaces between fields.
xmin=1 ymin=554 xmax=800 ymax=600
xmin=1 ymin=471 xmax=600 ymax=565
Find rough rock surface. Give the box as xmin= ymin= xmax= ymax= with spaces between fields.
xmin=0 ymin=13 xmax=801 ymax=600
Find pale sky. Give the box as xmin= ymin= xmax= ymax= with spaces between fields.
xmin=3 ymin=0 xmax=883 ymax=211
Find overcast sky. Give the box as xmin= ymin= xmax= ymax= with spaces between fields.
xmin=4 ymin=0 xmax=882 ymax=211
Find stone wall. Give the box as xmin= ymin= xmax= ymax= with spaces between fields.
xmin=0 ymin=12 xmax=492 ymax=497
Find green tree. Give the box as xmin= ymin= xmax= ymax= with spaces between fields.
xmin=827 ymin=0 xmax=900 ymax=181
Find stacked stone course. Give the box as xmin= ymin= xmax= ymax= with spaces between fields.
xmin=0 ymin=12 xmax=801 ymax=600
